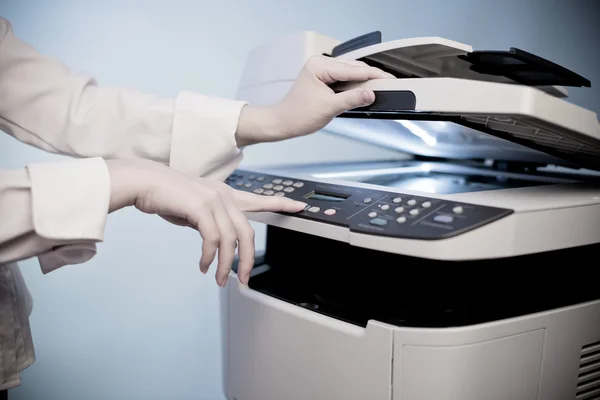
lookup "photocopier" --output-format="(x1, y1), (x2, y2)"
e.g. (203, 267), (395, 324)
(220, 31), (600, 400)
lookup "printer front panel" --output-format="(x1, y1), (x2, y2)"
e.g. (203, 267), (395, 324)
(225, 169), (513, 242)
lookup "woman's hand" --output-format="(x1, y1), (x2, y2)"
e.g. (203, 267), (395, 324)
(106, 159), (306, 287)
(235, 55), (394, 146)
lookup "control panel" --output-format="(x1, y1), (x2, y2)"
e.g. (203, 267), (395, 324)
(225, 170), (513, 240)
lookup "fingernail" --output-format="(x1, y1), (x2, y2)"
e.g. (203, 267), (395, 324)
(295, 201), (308, 210)
(363, 91), (375, 104)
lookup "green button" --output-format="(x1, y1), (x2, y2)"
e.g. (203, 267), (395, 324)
(370, 218), (388, 226)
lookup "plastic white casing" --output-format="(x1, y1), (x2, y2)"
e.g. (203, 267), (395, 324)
(222, 280), (600, 400)
(222, 32), (600, 400)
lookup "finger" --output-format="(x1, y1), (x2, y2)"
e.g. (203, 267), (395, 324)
(195, 209), (220, 275)
(210, 197), (238, 287)
(221, 195), (256, 285)
(330, 88), (376, 115)
(333, 58), (369, 67)
(232, 191), (307, 213)
(320, 62), (395, 83)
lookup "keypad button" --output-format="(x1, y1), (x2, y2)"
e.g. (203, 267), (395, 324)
(396, 216), (407, 224)
(257, 176), (265, 182)
(274, 192), (285, 197)
(263, 183), (274, 189)
(453, 206), (464, 214)
(273, 185), (284, 191)
(235, 180), (244, 186)
(407, 199), (416, 206)
(370, 218), (388, 226)
(394, 207), (404, 213)
(249, 175), (256, 180)
(368, 211), (377, 218)
(283, 180), (293, 186)
(393, 197), (402, 204)
(283, 187), (295, 193)
(364, 197), (373, 203)
(307, 206), (320, 213)
(272, 179), (283, 184)
(380, 205), (390, 211)
(264, 190), (275, 196)
(409, 209), (419, 216)
(422, 201), (431, 208)
(244, 183), (252, 188)
(324, 209), (336, 216)
(253, 188), (264, 194)
(434, 215), (453, 223)
(293, 182), (304, 188)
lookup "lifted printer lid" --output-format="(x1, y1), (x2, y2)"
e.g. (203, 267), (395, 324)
(323, 32), (600, 171)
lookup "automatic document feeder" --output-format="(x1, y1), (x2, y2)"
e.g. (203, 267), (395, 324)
(220, 32), (600, 400)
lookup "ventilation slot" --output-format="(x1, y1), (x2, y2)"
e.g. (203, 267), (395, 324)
(577, 341), (600, 400)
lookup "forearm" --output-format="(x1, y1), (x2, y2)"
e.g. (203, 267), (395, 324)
(0, 17), (247, 180)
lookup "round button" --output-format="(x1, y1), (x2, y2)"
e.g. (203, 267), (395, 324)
(324, 209), (336, 216)
(393, 197), (402, 204)
(235, 180), (244, 186)
(253, 188), (264, 194)
(409, 209), (419, 216)
(273, 185), (284, 191)
(407, 199), (416, 206)
(257, 176), (265, 182)
(283, 180), (293, 186)
(283, 187), (295, 193)
(453, 206), (464, 214)
(274, 192), (285, 197)
(263, 183), (273, 189)
(244, 183), (252, 188)
(272, 179), (282, 184)
(381, 205), (390, 211)
(394, 207), (404, 213)
(364, 197), (373, 203)
(249, 175), (256, 180)
(264, 190), (275, 196)
(307, 206), (320, 213)
(368, 211), (377, 218)
(292, 182), (304, 188)
(396, 217), (407, 224)
(422, 201), (431, 208)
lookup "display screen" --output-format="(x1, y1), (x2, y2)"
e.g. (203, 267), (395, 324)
(305, 191), (349, 202)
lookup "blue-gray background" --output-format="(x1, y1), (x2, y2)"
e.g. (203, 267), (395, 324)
(0, 1), (598, 399)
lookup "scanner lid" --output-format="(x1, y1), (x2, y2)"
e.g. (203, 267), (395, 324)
(325, 32), (599, 171)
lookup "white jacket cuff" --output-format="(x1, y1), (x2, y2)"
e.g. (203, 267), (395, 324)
(26, 157), (110, 273)
(169, 92), (247, 180)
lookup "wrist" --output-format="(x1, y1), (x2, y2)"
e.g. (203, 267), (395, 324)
(235, 105), (283, 147)
(105, 159), (146, 213)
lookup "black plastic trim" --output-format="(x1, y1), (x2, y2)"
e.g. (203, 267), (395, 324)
(459, 47), (591, 88)
(247, 226), (600, 329)
(331, 31), (382, 57)
(348, 90), (417, 112)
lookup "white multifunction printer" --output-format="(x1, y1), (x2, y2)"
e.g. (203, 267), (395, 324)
(220, 31), (600, 400)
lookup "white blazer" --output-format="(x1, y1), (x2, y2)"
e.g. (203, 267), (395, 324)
(0, 16), (247, 391)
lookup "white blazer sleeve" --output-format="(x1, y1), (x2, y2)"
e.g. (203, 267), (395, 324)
(0, 17), (248, 271)
(0, 16), (247, 181)
(0, 158), (110, 273)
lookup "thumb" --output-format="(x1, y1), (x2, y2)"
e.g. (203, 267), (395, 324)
(234, 191), (307, 213)
(330, 89), (375, 115)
